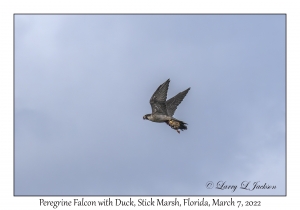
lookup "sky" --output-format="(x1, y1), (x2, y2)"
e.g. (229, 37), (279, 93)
(14, 14), (286, 196)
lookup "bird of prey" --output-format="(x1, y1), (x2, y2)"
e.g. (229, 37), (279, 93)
(143, 79), (190, 134)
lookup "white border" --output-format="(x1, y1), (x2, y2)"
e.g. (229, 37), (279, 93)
(1, 0), (298, 209)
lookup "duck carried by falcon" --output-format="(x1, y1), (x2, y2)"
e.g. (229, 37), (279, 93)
(143, 79), (190, 134)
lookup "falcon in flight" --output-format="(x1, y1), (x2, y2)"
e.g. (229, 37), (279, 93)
(143, 79), (190, 134)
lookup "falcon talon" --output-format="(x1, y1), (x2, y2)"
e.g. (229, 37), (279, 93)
(143, 79), (190, 133)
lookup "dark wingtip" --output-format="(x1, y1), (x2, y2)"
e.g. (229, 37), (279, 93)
(182, 87), (190, 93)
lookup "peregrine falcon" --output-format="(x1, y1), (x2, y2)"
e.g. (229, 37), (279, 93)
(143, 79), (190, 134)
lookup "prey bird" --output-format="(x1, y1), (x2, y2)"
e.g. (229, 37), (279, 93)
(143, 79), (190, 134)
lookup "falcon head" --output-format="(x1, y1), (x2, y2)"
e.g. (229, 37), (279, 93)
(143, 114), (151, 120)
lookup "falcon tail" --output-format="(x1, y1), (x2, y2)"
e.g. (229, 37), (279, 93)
(165, 119), (188, 134)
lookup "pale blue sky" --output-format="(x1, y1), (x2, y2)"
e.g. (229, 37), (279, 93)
(14, 15), (285, 195)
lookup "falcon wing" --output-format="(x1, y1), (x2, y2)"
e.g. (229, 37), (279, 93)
(166, 87), (190, 116)
(150, 79), (170, 115)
